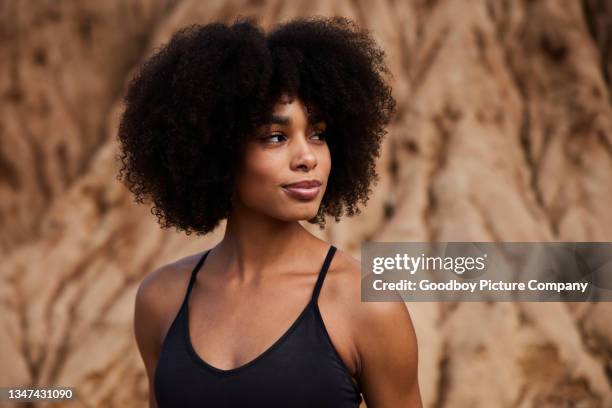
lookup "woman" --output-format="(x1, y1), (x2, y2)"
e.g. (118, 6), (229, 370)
(120, 16), (422, 407)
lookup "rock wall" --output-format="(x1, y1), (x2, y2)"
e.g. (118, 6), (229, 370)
(0, 0), (610, 407)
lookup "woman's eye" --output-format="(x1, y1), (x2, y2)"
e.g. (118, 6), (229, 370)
(265, 133), (286, 143)
(312, 131), (327, 141)
(262, 131), (326, 143)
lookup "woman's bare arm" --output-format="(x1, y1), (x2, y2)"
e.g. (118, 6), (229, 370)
(134, 270), (168, 408)
(355, 299), (422, 407)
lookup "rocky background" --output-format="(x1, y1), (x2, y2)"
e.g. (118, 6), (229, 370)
(1, 0), (611, 407)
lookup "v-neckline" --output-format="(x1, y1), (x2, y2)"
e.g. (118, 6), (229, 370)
(182, 245), (334, 375)
(183, 295), (315, 375)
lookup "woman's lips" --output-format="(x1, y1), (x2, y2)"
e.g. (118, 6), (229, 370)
(281, 185), (321, 200)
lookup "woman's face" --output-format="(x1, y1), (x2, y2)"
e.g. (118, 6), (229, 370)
(234, 94), (331, 222)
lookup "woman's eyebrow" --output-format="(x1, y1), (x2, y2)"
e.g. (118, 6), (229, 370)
(269, 114), (325, 126)
(271, 115), (291, 125)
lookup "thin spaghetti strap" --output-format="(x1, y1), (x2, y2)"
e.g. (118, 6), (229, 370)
(185, 249), (211, 300)
(311, 245), (337, 303)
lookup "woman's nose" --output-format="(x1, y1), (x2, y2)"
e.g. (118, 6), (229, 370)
(290, 134), (317, 170)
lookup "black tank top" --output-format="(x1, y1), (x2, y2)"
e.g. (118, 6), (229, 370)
(154, 245), (363, 407)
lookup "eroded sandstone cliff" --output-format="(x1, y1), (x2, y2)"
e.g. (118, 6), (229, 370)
(1, 1), (610, 407)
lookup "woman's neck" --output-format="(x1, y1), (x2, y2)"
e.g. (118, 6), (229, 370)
(215, 209), (322, 284)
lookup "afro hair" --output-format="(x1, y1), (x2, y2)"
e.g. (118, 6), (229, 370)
(116, 15), (396, 235)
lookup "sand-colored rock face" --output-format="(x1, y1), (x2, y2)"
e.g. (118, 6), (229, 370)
(1, 1), (610, 407)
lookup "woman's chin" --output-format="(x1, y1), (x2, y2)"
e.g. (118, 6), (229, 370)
(278, 208), (319, 222)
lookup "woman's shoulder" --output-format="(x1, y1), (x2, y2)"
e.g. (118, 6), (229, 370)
(142, 251), (206, 288)
(135, 250), (209, 343)
(328, 246), (419, 387)
(328, 246), (417, 344)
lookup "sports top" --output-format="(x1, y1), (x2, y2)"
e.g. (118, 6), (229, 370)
(154, 244), (363, 407)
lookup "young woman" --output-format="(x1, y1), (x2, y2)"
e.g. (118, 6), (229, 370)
(120, 16), (422, 407)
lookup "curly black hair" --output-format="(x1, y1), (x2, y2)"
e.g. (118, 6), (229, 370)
(116, 15), (396, 235)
